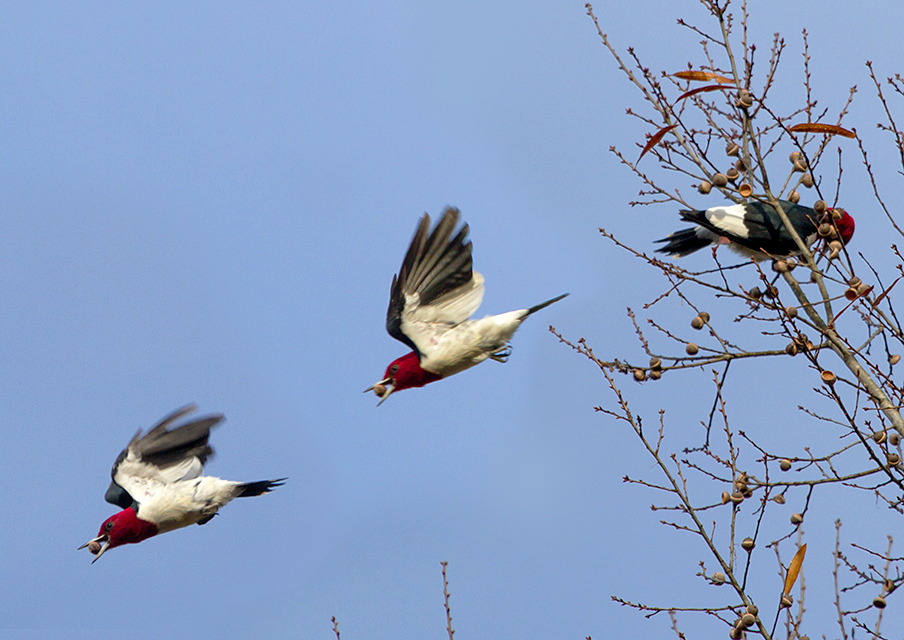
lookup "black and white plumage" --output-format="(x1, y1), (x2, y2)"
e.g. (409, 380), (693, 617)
(81, 405), (285, 562)
(367, 207), (568, 404)
(655, 200), (855, 260)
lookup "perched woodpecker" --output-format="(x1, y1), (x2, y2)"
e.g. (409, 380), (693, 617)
(655, 200), (855, 260)
(80, 405), (285, 562)
(366, 207), (568, 404)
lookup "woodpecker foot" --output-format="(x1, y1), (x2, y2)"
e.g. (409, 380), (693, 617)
(490, 346), (512, 363)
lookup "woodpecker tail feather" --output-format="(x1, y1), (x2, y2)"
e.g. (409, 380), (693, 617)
(526, 293), (569, 316)
(236, 478), (287, 497)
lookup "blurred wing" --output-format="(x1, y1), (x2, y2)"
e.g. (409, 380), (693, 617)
(105, 404), (222, 508)
(386, 208), (484, 357)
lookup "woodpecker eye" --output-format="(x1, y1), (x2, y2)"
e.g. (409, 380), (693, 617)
(390, 364), (399, 374)
(105, 521), (114, 531)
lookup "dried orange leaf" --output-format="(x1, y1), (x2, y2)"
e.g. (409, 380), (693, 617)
(675, 84), (731, 103)
(872, 277), (900, 306)
(789, 123), (855, 139)
(673, 70), (732, 84)
(638, 125), (677, 162)
(784, 543), (807, 595)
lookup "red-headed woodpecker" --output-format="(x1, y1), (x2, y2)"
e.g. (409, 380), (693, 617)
(655, 200), (855, 260)
(366, 207), (568, 404)
(80, 405), (285, 562)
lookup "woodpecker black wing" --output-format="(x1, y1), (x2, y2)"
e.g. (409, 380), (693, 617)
(385, 208), (485, 357)
(104, 404), (222, 509)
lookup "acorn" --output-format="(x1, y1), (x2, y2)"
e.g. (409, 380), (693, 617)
(828, 240), (843, 259)
(818, 222), (833, 237)
(88, 540), (102, 554)
(789, 190), (801, 203)
(699, 311), (710, 322)
(746, 604), (758, 616)
(372, 383), (386, 397)
(780, 595), (793, 608)
(889, 354), (901, 366)
(712, 172), (729, 187)
(780, 459), (792, 471)
(738, 183), (752, 197)
(832, 208), (844, 221)
(873, 430), (887, 445)
(873, 596), (887, 609)
(785, 306), (798, 318)
(735, 158), (748, 172)
(686, 343), (699, 355)
(801, 172), (814, 188)
(789, 151), (803, 164)
(821, 370), (836, 385)
(634, 368), (647, 381)
(740, 613), (756, 628)
(748, 286), (762, 299)
(691, 316), (705, 330)
(721, 491), (731, 504)
(791, 513), (803, 525)
(729, 627), (742, 639)
(764, 285), (779, 299)
(726, 142), (740, 156)
(813, 199), (827, 214)
(737, 90), (753, 108)
(888, 452), (901, 465)
(712, 571), (726, 585)
(649, 369), (662, 380)
(741, 537), (755, 552)
(856, 282), (870, 297)
(848, 276), (862, 287)
(844, 287), (859, 301)
(726, 167), (740, 181)
(785, 342), (798, 356)
(730, 491), (744, 504)
(888, 431), (900, 446)
(793, 160), (808, 173)
(649, 357), (662, 369)
(774, 494), (786, 504)
(774, 259), (789, 273)
(698, 180), (713, 194)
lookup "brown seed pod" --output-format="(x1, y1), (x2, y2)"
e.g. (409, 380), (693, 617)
(88, 540), (102, 554)
(633, 368), (646, 381)
(774, 260), (789, 273)
(828, 240), (843, 259)
(831, 208), (844, 221)
(741, 537), (755, 552)
(686, 343), (699, 355)
(747, 286), (762, 300)
(649, 369), (662, 380)
(649, 357), (662, 369)
(372, 383), (386, 397)
(789, 190), (801, 203)
(888, 452), (901, 465)
(780, 594), (793, 608)
(888, 353), (900, 365)
(764, 285), (779, 299)
(873, 596), (887, 609)
(813, 199), (827, 214)
(712, 172), (728, 187)
(785, 306), (798, 318)
(737, 90), (753, 108)
(726, 142), (740, 156)
(729, 627), (742, 640)
(691, 316), (705, 330)
(818, 222), (833, 237)
(873, 430), (887, 445)
(821, 370), (837, 385)
(699, 311), (710, 323)
(698, 180), (713, 195)
(888, 431), (900, 446)
(740, 613), (756, 627)
(780, 459), (792, 471)
(801, 172), (814, 187)
(730, 491), (744, 504)
(774, 494), (786, 505)
(784, 342), (798, 356)
(726, 167), (740, 181)
(792, 160), (808, 173)
(735, 158), (747, 172)
(848, 276), (862, 287)
(844, 287), (859, 301)
(721, 491), (731, 505)
(738, 183), (752, 197)
(856, 282), (871, 297)
(742, 487), (753, 498)
(746, 604), (758, 616)
(712, 571), (726, 584)
(791, 513), (803, 525)
(789, 151), (803, 164)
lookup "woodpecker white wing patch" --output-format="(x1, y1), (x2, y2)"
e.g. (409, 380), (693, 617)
(704, 204), (750, 239)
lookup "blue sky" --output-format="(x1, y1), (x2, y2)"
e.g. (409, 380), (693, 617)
(2, 1), (903, 638)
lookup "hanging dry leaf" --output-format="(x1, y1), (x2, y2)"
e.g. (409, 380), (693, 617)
(675, 84), (731, 103)
(789, 123), (856, 139)
(638, 125), (677, 162)
(783, 543), (807, 595)
(673, 70), (732, 83)
(871, 276), (900, 306)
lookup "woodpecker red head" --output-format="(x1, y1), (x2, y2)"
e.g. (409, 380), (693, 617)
(366, 207), (568, 404)
(655, 200), (854, 260)
(80, 405), (285, 562)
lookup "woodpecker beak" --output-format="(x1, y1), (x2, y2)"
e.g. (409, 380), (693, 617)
(364, 378), (395, 406)
(79, 535), (111, 563)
